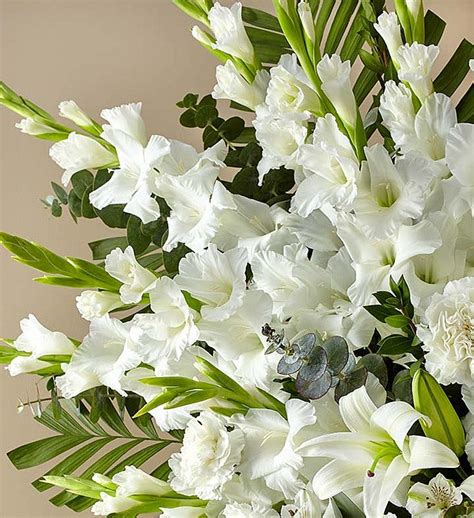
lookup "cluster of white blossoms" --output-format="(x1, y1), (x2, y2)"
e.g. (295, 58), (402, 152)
(3, 0), (474, 517)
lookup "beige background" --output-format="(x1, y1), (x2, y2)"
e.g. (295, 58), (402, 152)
(0, 1), (472, 516)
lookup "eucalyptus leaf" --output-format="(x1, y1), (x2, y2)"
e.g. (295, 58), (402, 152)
(335, 367), (368, 401)
(296, 370), (332, 400)
(323, 336), (349, 375)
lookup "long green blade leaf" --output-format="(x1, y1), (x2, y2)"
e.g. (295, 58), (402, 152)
(325, 0), (359, 55)
(434, 39), (473, 97)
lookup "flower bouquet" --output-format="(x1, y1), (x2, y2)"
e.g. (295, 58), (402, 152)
(1, 0), (473, 516)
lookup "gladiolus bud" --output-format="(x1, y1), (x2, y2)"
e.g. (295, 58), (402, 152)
(412, 369), (465, 456)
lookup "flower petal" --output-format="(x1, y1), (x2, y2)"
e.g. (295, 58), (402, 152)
(339, 386), (378, 433)
(407, 436), (459, 473)
(312, 459), (366, 500)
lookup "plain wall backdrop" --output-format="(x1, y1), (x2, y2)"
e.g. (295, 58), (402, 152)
(0, 1), (472, 516)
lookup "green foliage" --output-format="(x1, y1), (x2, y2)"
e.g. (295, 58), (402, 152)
(0, 232), (121, 291)
(434, 39), (474, 97)
(7, 399), (174, 513)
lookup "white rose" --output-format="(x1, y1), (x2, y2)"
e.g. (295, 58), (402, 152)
(104, 246), (156, 304)
(49, 132), (115, 186)
(76, 290), (123, 321)
(420, 277), (474, 386)
(8, 314), (75, 376)
(169, 411), (244, 500)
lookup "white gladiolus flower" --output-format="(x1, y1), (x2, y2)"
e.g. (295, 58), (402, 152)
(442, 123), (474, 218)
(198, 289), (278, 390)
(49, 132), (116, 186)
(265, 54), (321, 115)
(169, 411), (245, 500)
(191, 25), (214, 47)
(254, 104), (309, 182)
(58, 100), (94, 128)
(16, 118), (59, 136)
(75, 291), (123, 321)
(91, 494), (138, 516)
(299, 386), (459, 518)
(317, 55), (357, 128)
(406, 473), (462, 517)
(56, 315), (140, 398)
(8, 315), (75, 376)
(221, 502), (279, 517)
(156, 166), (223, 253)
(161, 508), (207, 518)
(232, 399), (316, 498)
(104, 246), (156, 304)
(293, 114), (359, 217)
(212, 183), (296, 259)
(89, 103), (170, 223)
(213, 61), (270, 110)
(127, 276), (199, 362)
(208, 2), (254, 64)
(353, 145), (426, 237)
(337, 215), (442, 305)
(374, 12), (403, 65)
(419, 277), (474, 386)
(397, 43), (439, 102)
(175, 245), (248, 321)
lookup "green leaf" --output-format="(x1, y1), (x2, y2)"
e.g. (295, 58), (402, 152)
(434, 39), (473, 97)
(34, 276), (96, 288)
(323, 336), (349, 375)
(68, 190), (83, 218)
(378, 334), (414, 356)
(315, 0), (336, 46)
(457, 84), (474, 123)
(219, 116), (245, 141)
(127, 215), (151, 255)
(81, 186), (96, 219)
(364, 304), (400, 322)
(8, 435), (90, 470)
(242, 6), (282, 32)
(194, 105), (218, 128)
(51, 182), (68, 204)
(392, 370), (413, 404)
(325, 0), (359, 54)
(340, 7), (365, 63)
(358, 354), (388, 387)
(424, 10), (446, 46)
(162, 241), (190, 276)
(179, 108), (196, 128)
(71, 170), (94, 198)
(95, 204), (130, 228)
(51, 199), (62, 217)
(246, 27), (290, 63)
(384, 314), (411, 328)
(333, 493), (365, 518)
(354, 67), (378, 106)
(88, 237), (129, 260)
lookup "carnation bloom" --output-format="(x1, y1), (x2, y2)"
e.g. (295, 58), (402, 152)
(8, 315), (75, 376)
(221, 502), (279, 517)
(299, 386), (459, 518)
(169, 411), (244, 500)
(420, 276), (474, 386)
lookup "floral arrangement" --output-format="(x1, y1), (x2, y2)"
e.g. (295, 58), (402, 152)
(1, 0), (473, 516)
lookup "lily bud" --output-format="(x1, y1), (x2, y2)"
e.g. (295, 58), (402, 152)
(412, 368), (465, 456)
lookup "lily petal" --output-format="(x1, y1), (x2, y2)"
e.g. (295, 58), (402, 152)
(339, 386), (378, 433)
(407, 436), (459, 473)
(312, 459), (366, 500)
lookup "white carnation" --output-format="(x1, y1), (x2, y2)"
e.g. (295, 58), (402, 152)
(169, 411), (244, 500)
(420, 277), (474, 386)
(220, 502), (279, 517)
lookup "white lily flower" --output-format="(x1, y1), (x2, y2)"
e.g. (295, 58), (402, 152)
(49, 132), (116, 186)
(337, 215), (442, 305)
(397, 43), (439, 102)
(56, 315), (140, 398)
(89, 103), (170, 223)
(75, 290), (123, 321)
(299, 386), (459, 518)
(317, 55), (357, 128)
(232, 399), (316, 498)
(442, 122), (474, 218)
(254, 104), (309, 183)
(8, 315), (75, 376)
(175, 244), (248, 321)
(128, 276), (199, 363)
(208, 2), (254, 64)
(212, 182), (296, 259)
(419, 276), (474, 386)
(266, 54), (321, 115)
(280, 484), (322, 518)
(293, 114), (359, 217)
(58, 100), (94, 129)
(16, 118), (60, 136)
(104, 246), (156, 304)
(169, 411), (245, 500)
(198, 289), (278, 390)
(213, 61), (269, 110)
(353, 145), (426, 237)
(374, 12), (403, 65)
(406, 473), (462, 517)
